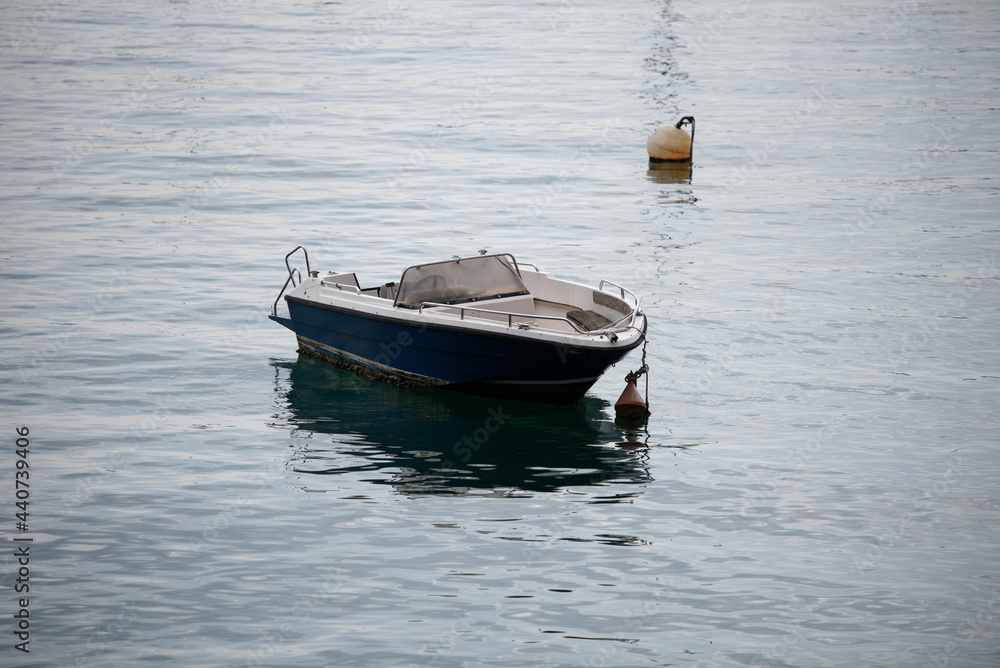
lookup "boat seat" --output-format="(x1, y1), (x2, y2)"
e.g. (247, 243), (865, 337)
(566, 309), (613, 331)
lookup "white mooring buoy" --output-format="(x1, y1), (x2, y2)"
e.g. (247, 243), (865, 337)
(647, 116), (695, 162)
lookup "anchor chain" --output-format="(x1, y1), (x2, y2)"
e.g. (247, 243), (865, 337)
(625, 337), (649, 384)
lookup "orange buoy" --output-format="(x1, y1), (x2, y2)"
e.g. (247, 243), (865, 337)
(614, 370), (650, 421)
(647, 116), (695, 163)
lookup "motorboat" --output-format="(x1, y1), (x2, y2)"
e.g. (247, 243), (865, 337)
(269, 247), (646, 403)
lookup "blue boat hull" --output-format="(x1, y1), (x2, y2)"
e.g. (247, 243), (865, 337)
(271, 296), (644, 403)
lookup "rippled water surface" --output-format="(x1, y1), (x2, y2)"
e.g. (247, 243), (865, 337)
(2, 0), (999, 666)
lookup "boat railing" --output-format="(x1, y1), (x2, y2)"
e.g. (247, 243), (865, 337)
(418, 301), (594, 334)
(417, 279), (642, 336)
(285, 245), (311, 280)
(597, 280), (642, 327)
(272, 270), (300, 316)
(598, 280), (638, 305)
(271, 246), (311, 316)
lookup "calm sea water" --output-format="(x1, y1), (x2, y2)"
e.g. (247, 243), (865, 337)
(2, 0), (999, 666)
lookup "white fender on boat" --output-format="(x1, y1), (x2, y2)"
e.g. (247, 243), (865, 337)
(647, 116), (695, 162)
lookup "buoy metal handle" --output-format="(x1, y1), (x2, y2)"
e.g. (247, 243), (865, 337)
(675, 116), (695, 162)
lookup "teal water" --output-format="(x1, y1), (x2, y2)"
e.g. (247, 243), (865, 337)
(2, 0), (999, 666)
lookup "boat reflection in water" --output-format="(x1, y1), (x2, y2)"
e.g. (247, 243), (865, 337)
(273, 355), (653, 498)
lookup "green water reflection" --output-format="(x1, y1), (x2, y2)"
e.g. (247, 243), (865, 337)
(272, 355), (653, 498)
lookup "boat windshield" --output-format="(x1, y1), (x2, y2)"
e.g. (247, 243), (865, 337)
(394, 254), (529, 309)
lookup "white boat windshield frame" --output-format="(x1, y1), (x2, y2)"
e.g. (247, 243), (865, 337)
(393, 253), (530, 309)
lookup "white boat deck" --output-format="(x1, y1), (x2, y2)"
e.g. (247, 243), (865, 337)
(307, 273), (630, 337)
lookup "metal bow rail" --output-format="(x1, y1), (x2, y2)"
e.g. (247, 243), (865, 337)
(271, 246), (311, 316)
